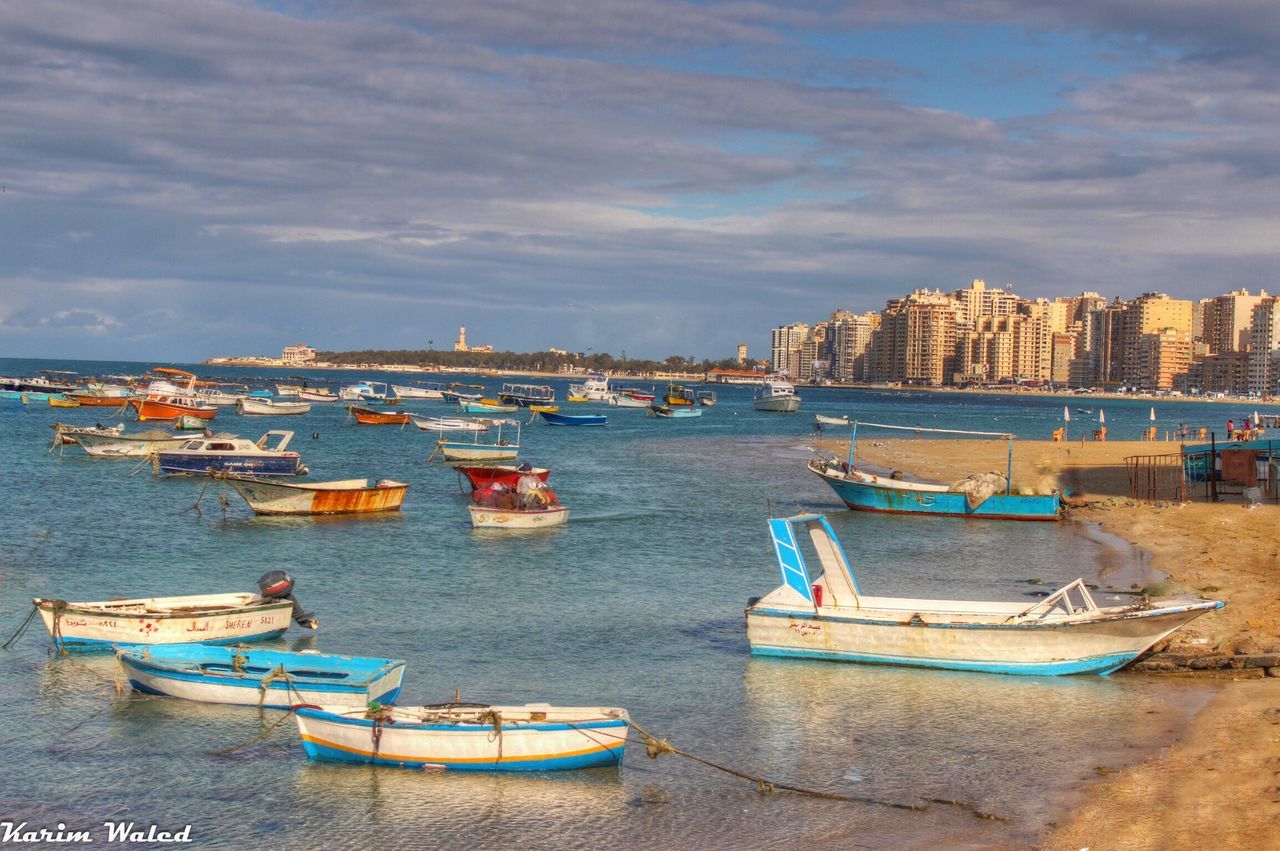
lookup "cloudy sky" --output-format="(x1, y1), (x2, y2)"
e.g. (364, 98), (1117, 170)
(1, 1), (1276, 361)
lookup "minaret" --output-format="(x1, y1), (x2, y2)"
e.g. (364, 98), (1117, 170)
(736, 343), (748, 364)
(454, 326), (468, 352)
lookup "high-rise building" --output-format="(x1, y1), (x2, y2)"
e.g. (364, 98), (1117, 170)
(872, 291), (958, 385)
(770, 323), (809, 376)
(1119, 294), (1193, 388)
(1248, 298), (1280, 395)
(829, 310), (879, 383)
(1202, 289), (1269, 354)
(1137, 327), (1192, 391)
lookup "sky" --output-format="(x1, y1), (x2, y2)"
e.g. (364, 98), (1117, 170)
(0, 0), (1276, 362)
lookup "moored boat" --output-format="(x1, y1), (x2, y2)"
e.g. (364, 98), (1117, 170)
(32, 572), (315, 652)
(434, 419), (521, 462)
(539, 410), (607, 427)
(455, 464), (550, 491)
(131, 368), (219, 422)
(71, 426), (192, 457)
(294, 703), (628, 771)
(348, 405), (412, 426)
(339, 381), (391, 402)
(809, 421), (1061, 521)
(606, 393), (648, 408)
(814, 414), (850, 427)
(238, 397), (312, 416)
(695, 390), (717, 407)
(48, 394), (80, 408)
(391, 383), (446, 400)
(744, 514), (1224, 676)
(752, 380), (801, 412)
(157, 431), (306, 476)
(175, 414), (207, 430)
(459, 398), (518, 414)
(663, 384), (696, 406)
(224, 475), (409, 515)
(411, 415), (490, 432)
(298, 387), (340, 402)
(50, 422), (124, 446)
(567, 373), (611, 402)
(440, 383), (485, 403)
(649, 404), (702, 419)
(118, 646), (405, 709)
(498, 383), (555, 408)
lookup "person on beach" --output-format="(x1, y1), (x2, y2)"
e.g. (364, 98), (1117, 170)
(1227, 419), (1234, 439)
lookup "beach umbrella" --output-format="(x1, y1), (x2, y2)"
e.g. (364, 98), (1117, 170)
(1254, 410), (1261, 426)
(1099, 409), (1105, 424)
(1150, 407), (1156, 422)
(1063, 406), (1070, 422)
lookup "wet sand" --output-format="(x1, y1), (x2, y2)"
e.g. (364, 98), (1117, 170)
(811, 435), (1280, 848)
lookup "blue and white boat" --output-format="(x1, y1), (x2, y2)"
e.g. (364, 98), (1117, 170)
(117, 646), (405, 709)
(156, 431), (307, 476)
(745, 514), (1223, 676)
(539, 411), (606, 427)
(295, 702), (629, 771)
(809, 421), (1061, 520)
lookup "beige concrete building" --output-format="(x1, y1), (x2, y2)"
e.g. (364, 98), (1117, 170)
(1202, 289), (1269, 354)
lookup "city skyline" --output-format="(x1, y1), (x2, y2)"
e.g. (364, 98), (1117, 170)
(1, 2), (1275, 362)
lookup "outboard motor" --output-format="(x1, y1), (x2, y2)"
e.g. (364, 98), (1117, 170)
(258, 570), (317, 629)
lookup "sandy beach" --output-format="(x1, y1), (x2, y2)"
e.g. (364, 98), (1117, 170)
(812, 434), (1280, 847)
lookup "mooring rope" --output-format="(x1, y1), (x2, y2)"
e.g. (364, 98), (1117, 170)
(1, 604), (39, 650)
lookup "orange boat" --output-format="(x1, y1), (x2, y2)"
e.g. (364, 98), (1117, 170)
(130, 367), (218, 422)
(348, 404), (412, 425)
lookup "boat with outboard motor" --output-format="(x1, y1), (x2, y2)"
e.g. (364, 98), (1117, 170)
(130, 368), (219, 422)
(744, 514), (1224, 675)
(156, 430), (306, 476)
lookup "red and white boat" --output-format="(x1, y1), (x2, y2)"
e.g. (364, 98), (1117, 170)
(130, 368), (218, 422)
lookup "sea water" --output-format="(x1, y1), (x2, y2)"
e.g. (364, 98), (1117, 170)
(0, 358), (1238, 848)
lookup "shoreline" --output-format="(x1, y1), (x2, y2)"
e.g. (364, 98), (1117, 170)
(812, 434), (1279, 847)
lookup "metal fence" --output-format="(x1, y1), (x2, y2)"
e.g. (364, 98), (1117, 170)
(1124, 453), (1188, 502)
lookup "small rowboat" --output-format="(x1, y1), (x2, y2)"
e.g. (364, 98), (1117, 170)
(69, 389), (135, 407)
(33, 587), (311, 652)
(607, 393), (647, 408)
(434, 419), (521, 462)
(174, 414), (207, 430)
(746, 514), (1224, 675)
(815, 414), (850, 427)
(48, 394), (80, 408)
(71, 427), (190, 457)
(298, 388), (340, 402)
(50, 422), (124, 446)
(412, 415), (489, 432)
(224, 475), (409, 515)
(390, 384), (445, 400)
(649, 405), (702, 419)
(348, 405), (412, 426)
(295, 703), (629, 771)
(118, 646), (405, 709)
(528, 404), (559, 414)
(539, 411), (606, 427)
(238, 398), (312, 416)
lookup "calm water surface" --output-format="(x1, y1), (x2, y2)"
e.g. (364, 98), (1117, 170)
(0, 359), (1249, 848)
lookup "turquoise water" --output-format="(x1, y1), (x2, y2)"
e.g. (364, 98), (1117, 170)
(0, 358), (1246, 847)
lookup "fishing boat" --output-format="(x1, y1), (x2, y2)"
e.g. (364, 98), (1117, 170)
(615, 387), (655, 403)
(118, 646), (405, 709)
(298, 387), (340, 402)
(606, 393), (648, 408)
(348, 405), (412, 426)
(498, 383), (555, 408)
(48, 394), (80, 408)
(809, 421), (1061, 521)
(752, 380), (801, 413)
(433, 419), (521, 462)
(130, 368), (219, 422)
(224, 475), (409, 515)
(195, 382), (253, 407)
(539, 411), (607, 427)
(744, 514), (1224, 676)
(1, 371), (80, 395)
(237, 397), (312, 416)
(391, 382), (446, 400)
(32, 572), (315, 652)
(649, 404), (702, 419)
(459, 398), (518, 414)
(68, 386), (135, 407)
(815, 414), (850, 427)
(71, 426), (192, 457)
(339, 381), (391, 402)
(275, 383), (304, 397)
(156, 431), (306, 477)
(528, 404), (559, 413)
(455, 464), (550, 491)
(440, 383), (485, 403)
(50, 422), (124, 447)
(663, 384), (696, 406)
(294, 702), (629, 771)
(695, 390), (717, 407)
(469, 503), (568, 529)
(411, 415), (490, 432)
(567, 373), (611, 402)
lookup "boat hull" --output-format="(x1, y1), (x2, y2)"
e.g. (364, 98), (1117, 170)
(349, 406), (411, 425)
(813, 468), (1061, 520)
(226, 477), (408, 515)
(238, 399), (311, 415)
(438, 443), (519, 462)
(74, 431), (190, 457)
(69, 394), (134, 407)
(753, 396), (801, 412)
(468, 505), (568, 528)
(539, 412), (606, 426)
(119, 649), (404, 709)
(157, 453), (304, 477)
(745, 603), (1218, 676)
(35, 596), (294, 652)
(295, 706), (627, 771)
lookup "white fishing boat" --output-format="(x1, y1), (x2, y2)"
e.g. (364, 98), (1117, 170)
(275, 383), (304, 396)
(223, 475), (409, 515)
(606, 393), (648, 408)
(814, 414), (850, 427)
(339, 381), (391, 402)
(468, 504), (569, 529)
(411, 415), (490, 432)
(71, 427), (192, 457)
(434, 419), (521, 462)
(567, 373), (611, 402)
(745, 514), (1224, 676)
(237, 397), (312, 416)
(117, 646), (405, 709)
(32, 572), (316, 652)
(753, 379), (801, 412)
(298, 387), (339, 402)
(391, 383), (446, 400)
(50, 421), (124, 446)
(295, 703), (629, 771)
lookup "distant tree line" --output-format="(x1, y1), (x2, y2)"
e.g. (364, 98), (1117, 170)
(315, 348), (746, 374)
